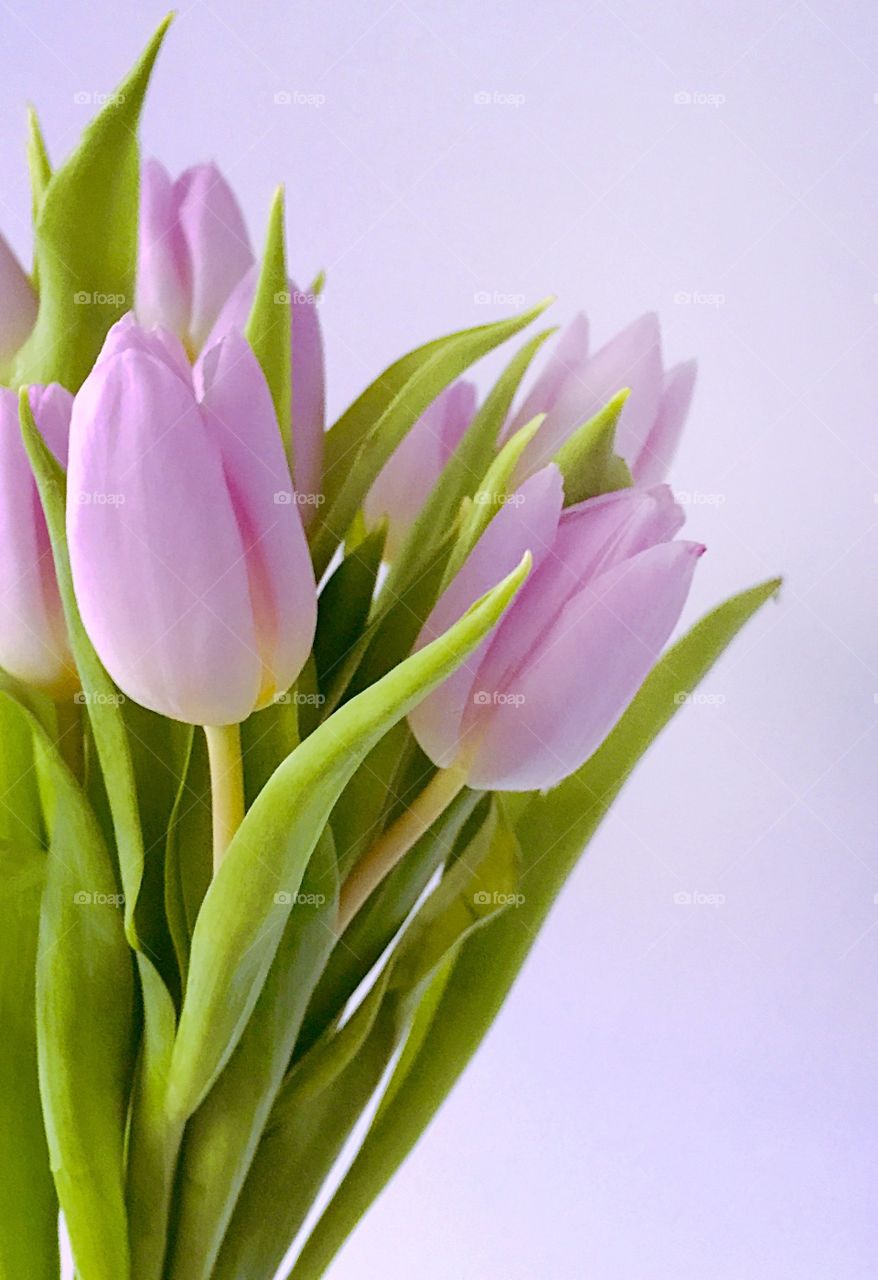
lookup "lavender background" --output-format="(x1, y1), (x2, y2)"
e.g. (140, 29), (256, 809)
(2, 1), (876, 1276)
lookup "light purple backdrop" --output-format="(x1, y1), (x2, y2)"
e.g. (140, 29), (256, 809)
(2, 1), (875, 1276)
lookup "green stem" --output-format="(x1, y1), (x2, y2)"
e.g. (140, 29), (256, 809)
(337, 763), (468, 932)
(204, 723), (245, 874)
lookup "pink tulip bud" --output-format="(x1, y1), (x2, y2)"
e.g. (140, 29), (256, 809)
(408, 465), (703, 790)
(136, 159), (254, 355)
(0, 231), (38, 366)
(67, 316), (317, 726)
(507, 313), (696, 486)
(204, 266), (326, 520)
(363, 380), (477, 560)
(0, 384), (76, 695)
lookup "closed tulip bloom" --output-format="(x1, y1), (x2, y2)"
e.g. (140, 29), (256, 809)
(136, 159), (254, 355)
(0, 384), (76, 694)
(0, 231), (38, 367)
(507, 313), (696, 487)
(67, 316), (317, 726)
(205, 267), (327, 515)
(408, 465), (703, 791)
(363, 380), (477, 559)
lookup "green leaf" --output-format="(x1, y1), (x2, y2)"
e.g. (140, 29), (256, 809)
(1, 694), (135, 1280)
(26, 105), (52, 261)
(0, 696), (56, 1280)
(442, 412), (545, 587)
(245, 187), (292, 461)
(313, 521), (386, 705)
(309, 299), (553, 578)
(215, 800), (516, 1280)
(286, 578), (782, 1279)
(12, 16), (172, 389)
(166, 550), (532, 1122)
(379, 327), (556, 607)
(164, 727), (211, 987)
(551, 388), (633, 504)
(167, 829), (339, 1280)
(297, 788), (483, 1057)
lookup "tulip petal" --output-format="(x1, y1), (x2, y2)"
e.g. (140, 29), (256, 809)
(469, 486), (685, 710)
(468, 540), (704, 790)
(364, 381), (477, 559)
(633, 359), (697, 485)
(198, 331), (317, 702)
(136, 159), (192, 340)
(582, 312), (664, 469)
(68, 346), (261, 725)
(0, 232), (37, 365)
(408, 464), (564, 769)
(507, 312), (590, 439)
(176, 163), (253, 351)
(0, 387), (74, 691)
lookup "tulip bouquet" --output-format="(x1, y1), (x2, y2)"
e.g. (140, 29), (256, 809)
(0, 17), (780, 1280)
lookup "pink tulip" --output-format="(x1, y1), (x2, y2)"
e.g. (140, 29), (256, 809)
(0, 231), (38, 366)
(66, 316), (317, 726)
(363, 380), (477, 559)
(408, 465), (703, 790)
(507, 313), (696, 487)
(136, 159), (254, 355)
(205, 267), (327, 516)
(0, 384), (76, 694)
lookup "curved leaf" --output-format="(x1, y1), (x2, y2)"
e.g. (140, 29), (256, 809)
(287, 577), (782, 1279)
(167, 552), (531, 1122)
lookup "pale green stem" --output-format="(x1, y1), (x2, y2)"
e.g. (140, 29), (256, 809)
(204, 723), (245, 874)
(337, 763), (469, 933)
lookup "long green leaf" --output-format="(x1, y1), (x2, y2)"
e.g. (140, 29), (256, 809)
(309, 300), (552, 577)
(0, 699), (56, 1280)
(288, 577), (782, 1279)
(215, 799), (518, 1280)
(13, 16), (172, 389)
(167, 829), (338, 1280)
(1, 694), (135, 1280)
(245, 186), (293, 462)
(167, 552), (531, 1122)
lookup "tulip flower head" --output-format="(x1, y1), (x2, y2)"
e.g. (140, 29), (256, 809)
(408, 465), (703, 791)
(67, 316), (317, 726)
(0, 384), (76, 695)
(363, 380), (477, 559)
(507, 312), (696, 488)
(0, 231), (38, 369)
(136, 159), (254, 356)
